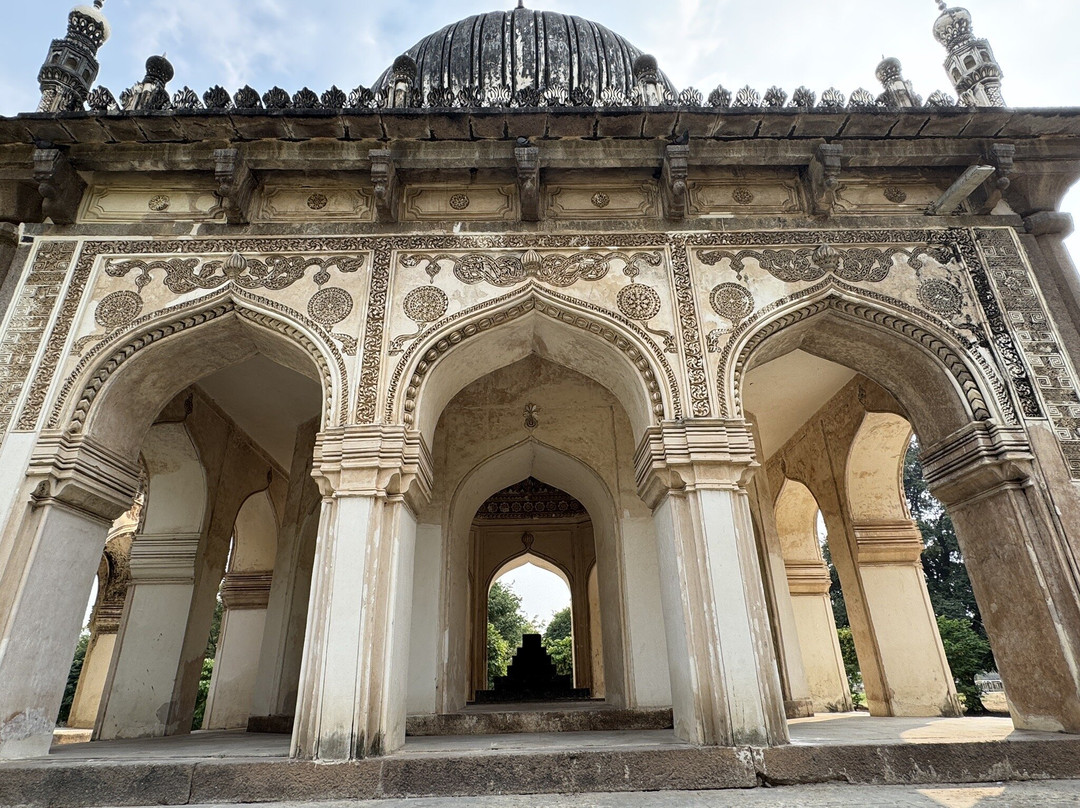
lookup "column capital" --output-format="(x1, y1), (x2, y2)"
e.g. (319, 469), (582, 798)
(312, 424), (432, 510)
(634, 419), (758, 508)
(784, 560), (833, 595)
(220, 571), (273, 610)
(920, 422), (1034, 508)
(852, 519), (924, 565)
(28, 430), (141, 522)
(128, 534), (200, 584)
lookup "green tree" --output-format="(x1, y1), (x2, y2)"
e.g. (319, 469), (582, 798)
(542, 607), (574, 676)
(544, 606), (572, 644)
(56, 632), (90, 726)
(904, 440), (983, 631)
(191, 595), (223, 729)
(487, 620), (511, 687)
(836, 627), (864, 707)
(487, 580), (532, 651)
(937, 615), (993, 713)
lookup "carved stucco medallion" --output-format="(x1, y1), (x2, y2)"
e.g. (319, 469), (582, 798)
(307, 193), (329, 211)
(403, 285), (449, 323)
(884, 186), (908, 204)
(710, 282), (755, 323)
(617, 283), (662, 321)
(732, 187), (755, 206)
(449, 193), (471, 211)
(307, 287), (353, 326)
(591, 192), (610, 209)
(147, 195), (171, 212)
(95, 290), (144, 330)
(917, 278), (963, 317)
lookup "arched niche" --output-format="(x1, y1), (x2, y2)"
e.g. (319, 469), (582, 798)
(231, 489), (279, 573)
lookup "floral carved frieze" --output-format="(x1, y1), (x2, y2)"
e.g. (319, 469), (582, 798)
(696, 241), (976, 354)
(399, 249), (661, 288)
(390, 248), (677, 356)
(80, 252), (368, 356)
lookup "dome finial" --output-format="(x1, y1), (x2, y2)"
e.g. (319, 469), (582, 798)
(516, 0), (524, 8)
(936, 0), (947, 10)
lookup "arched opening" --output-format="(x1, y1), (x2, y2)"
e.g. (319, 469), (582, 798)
(470, 479), (594, 702)
(39, 302), (328, 747)
(406, 313), (672, 723)
(739, 295), (1080, 735)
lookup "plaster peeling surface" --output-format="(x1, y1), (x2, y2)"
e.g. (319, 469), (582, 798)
(0, 709), (52, 742)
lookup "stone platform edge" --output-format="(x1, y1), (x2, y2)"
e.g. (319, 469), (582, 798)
(3, 738), (1080, 807)
(405, 707), (674, 736)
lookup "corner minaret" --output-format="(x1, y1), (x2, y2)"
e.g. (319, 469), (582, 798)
(36, 1), (111, 113)
(933, 1), (1005, 107)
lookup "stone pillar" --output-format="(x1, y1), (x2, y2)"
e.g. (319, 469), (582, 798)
(924, 423), (1080, 733)
(784, 560), (851, 713)
(67, 522), (136, 729)
(292, 425), (432, 761)
(0, 432), (139, 760)
(248, 419), (320, 733)
(635, 420), (788, 747)
(850, 519), (959, 716)
(202, 572), (273, 730)
(746, 464), (815, 719)
(95, 535), (200, 740)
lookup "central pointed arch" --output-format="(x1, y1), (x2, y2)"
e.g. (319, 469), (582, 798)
(388, 284), (681, 444)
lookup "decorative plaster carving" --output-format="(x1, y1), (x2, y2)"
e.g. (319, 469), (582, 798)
(370, 150), (400, 223)
(0, 242), (76, 435)
(474, 477), (586, 520)
(808, 144), (843, 216)
(399, 249), (662, 289)
(661, 144), (689, 221)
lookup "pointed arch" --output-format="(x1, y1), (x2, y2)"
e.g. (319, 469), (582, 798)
(387, 284), (681, 443)
(724, 288), (1016, 446)
(48, 288), (345, 462)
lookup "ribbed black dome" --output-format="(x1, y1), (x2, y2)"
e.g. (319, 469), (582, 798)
(374, 7), (676, 104)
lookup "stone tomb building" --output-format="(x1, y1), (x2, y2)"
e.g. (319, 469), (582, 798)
(0, 0), (1080, 764)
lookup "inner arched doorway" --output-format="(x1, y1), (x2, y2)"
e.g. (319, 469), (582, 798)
(469, 477), (600, 700)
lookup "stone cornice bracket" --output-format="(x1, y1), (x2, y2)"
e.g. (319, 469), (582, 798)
(33, 148), (85, 225)
(312, 424), (433, 512)
(919, 421), (1033, 508)
(970, 143), (1016, 214)
(27, 430), (142, 522)
(784, 560), (832, 595)
(661, 143), (689, 221)
(515, 142), (541, 222)
(370, 149), (400, 224)
(214, 148), (259, 225)
(1025, 211), (1074, 238)
(634, 419), (759, 508)
(807, 143), (843, 216)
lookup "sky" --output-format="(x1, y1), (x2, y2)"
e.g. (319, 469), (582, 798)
(4, 1), (1080, 627)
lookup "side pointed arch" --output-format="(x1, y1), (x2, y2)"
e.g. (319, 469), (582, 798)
(48, 288), (346, 462)
(723, 286), (1016, 446)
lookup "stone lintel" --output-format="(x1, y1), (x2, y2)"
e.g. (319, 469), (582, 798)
(919, 422), (1034, 508)
(313, 424), (433, 510)
(634, 419), (758, 508)
(784, 560), (833, 595)
(852, 519), (924, 565)
(220, 571), (273, 610)
(27, 431), (141, 522)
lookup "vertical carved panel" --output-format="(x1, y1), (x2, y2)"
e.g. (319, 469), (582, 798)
(669, 239), (711, 418)
(356, 241), (391, 423)
(974, 227), (1080, 478)
(0, 242), (76, 435)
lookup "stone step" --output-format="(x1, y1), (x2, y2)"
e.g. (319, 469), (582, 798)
(406, 707), (674, 736)
(4, 735), (1080, 807)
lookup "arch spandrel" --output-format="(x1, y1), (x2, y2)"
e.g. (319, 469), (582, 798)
(388, 284), (680, 445)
